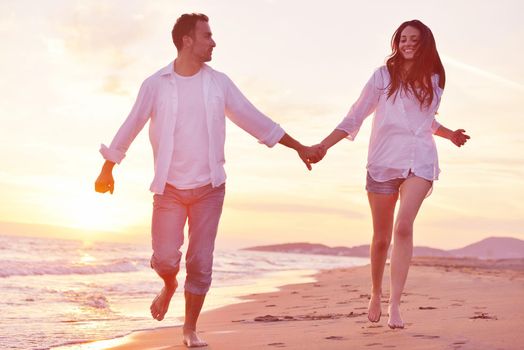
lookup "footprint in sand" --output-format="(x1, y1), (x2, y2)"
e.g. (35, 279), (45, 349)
(367, 325), (383, 328)
(268, 342), (286, 347)
(413, 334), (440, 339)
(254, 315), (281, 322)
(451, 341), (468, 349)
(470, 312), (497, 320)
(325, 336), (345, 340)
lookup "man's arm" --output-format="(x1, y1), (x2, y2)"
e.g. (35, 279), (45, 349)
(100, 78), (154, 162)
(95, 78), (154, 195)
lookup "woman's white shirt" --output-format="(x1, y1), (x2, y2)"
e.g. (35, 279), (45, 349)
(336, 66), (443, 182)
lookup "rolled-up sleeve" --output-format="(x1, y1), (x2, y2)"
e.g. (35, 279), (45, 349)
(431, 118), (441, 134)
(336, 69), (382, 140)
(100, 78), (154, 163)
(223, 75), (285, 147)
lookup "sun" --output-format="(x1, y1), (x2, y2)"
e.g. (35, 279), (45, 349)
(64, 191), (125, 233)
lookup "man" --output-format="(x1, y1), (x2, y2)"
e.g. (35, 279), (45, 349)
(95, 13), (319, 348)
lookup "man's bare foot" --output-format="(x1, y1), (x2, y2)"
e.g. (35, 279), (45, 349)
(387, 303), (404, 329)
(183, 329), (208, 348)
(150, 286), (176, 321)
(368, 293), (382, 322)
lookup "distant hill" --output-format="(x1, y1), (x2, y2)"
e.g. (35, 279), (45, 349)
(448, 237), (524, 259)
(243, 242), (370, 257)
(243, 237), (524, 260)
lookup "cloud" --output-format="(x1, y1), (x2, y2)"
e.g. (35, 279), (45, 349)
(442, 54), (524, 92)
(55, 3), (149, 63)
(235, 76), (343, 123)
(426, 216), (524, 237)
(49, 2), (158, 95)
(441, 156), (524, 181)
(101, 74), (130, 95)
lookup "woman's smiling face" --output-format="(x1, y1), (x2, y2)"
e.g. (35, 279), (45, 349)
(399, 25), (421, 61)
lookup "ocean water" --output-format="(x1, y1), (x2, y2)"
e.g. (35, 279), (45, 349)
(0, 235), (368, 350)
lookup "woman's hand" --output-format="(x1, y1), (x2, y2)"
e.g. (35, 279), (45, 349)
(449, 129), (470, 147)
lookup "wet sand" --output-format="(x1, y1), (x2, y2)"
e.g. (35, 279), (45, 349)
(59, 257), (524, 350)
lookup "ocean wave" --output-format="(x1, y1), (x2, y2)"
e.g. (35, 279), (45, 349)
(0, 258), (150, 278)
(62, 290), (111, 310)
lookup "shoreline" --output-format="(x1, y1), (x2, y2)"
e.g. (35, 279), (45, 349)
(50, 268), (324, 350)
(54, 256), (524, 349)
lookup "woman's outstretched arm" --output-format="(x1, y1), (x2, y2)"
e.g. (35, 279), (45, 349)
(304, 129), (349, 164)
(321, 129), (350, 150)
(434, 125), (470, 147)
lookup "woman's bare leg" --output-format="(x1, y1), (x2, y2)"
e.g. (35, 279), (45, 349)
(367, 192), (398, 322)
(388, 176), (432, 328)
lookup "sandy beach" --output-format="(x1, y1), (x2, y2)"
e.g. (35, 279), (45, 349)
(60, 257), (524, 350)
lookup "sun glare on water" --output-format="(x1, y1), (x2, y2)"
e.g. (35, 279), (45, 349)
(79, 253), (97, 265)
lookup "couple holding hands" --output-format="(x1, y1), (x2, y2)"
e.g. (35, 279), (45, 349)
(95, 13), (469, 348)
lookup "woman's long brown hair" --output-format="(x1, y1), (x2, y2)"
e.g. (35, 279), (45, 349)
(386, 20), (445, 109)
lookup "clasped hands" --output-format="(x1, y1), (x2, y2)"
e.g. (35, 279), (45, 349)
(297, 143), (327, 170)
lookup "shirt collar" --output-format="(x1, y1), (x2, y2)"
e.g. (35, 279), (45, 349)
(159, 60), (211, 77)
(159, 61), (175, 77)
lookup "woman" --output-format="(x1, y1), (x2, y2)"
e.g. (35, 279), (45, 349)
(314, 20), (470, 329)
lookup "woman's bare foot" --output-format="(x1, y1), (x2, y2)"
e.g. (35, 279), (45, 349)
(387, 303), (404, 329)
(150, 286), (176, 321)
(183, 329), (208, 348)
(368, 293), (382, 322)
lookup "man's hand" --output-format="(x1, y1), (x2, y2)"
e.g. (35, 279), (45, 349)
(95, 161), (115, 194)
(450, 129), (470, 147)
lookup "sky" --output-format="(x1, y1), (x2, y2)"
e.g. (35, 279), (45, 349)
(0, 0), (523, 250)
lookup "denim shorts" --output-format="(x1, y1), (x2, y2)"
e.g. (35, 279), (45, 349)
(365, 172), (414, 195)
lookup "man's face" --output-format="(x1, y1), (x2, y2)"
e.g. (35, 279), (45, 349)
(187, 20), (216, 62)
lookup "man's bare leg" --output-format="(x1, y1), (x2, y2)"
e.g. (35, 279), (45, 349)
(150, 270), (178, 321)
(182, 291), (207, 347)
